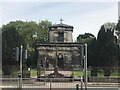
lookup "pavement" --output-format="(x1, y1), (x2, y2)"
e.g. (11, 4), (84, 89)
(1, 71), (119, 90)
(1, 87), (119, 89)
(1, 81), (119, 88)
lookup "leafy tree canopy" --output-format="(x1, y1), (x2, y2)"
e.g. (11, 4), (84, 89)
(2, 20), (52, 74)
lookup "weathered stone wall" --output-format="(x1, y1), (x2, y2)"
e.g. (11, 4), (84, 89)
(49, 29), (73, 43)
(64, 31), (73, 42)
(37, 47), (81, 69)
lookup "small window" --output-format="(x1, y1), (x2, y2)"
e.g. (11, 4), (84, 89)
(58, 32), (64, 42)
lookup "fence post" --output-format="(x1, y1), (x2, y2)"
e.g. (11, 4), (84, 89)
(84, 43), (87, 90)
(80, 77), (83, 90)
(20, 45), (23, 89)
(18, 73), (21, 89)
(50, 78), (52, 90)
(76, 84), (79, 90)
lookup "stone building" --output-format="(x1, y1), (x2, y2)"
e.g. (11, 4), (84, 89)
(36, 20), (81, 70)
(49, 21), (73, 43)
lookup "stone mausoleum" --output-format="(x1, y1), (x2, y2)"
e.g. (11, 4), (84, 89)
(36, 19), (82, 71)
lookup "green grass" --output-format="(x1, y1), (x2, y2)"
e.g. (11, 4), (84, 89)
(110, 72), (120, 77)
(97, 71), (104, 77)
(30, 69), (120, 78)
(97, 70), (119, 77)
(30, 69), (44, 77)
(73, 71), (83, 77)
(73, 71), (120, 77)
(30, 70), (84, 77)
(30, 69), (37, 77)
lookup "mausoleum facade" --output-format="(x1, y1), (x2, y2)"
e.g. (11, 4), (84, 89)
(36, 20), (81, 70)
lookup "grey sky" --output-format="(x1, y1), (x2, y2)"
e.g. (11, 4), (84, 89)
(0, 1), (119, 40)
(118, 1), (120, 20)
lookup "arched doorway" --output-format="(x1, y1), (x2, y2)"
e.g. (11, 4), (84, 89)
(57, 53), (64, 69)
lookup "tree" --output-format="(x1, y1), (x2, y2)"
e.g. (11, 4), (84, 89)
(97, 25), (118, 76)
(2, 23), (25, 75)
(116, 20), (120, 69)
(37, 20), (52, 43)
(104, 22), (116, 30)
(77, 33), (95, 44)
(77, 33), (98, 76)
(116, 20), (120, 43)
(2, 20), (52, 75)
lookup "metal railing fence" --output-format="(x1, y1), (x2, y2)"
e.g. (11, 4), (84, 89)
(1, 78), (84, 89)
(0, 77), (119, 90)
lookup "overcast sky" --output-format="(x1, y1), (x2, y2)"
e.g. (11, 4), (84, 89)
(0, 1), (119, 40)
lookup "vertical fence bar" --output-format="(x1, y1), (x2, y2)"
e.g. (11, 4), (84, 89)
(20, 45), (23, 89)
(0, 31), (2, 90)
(84, 43), (87, 90)
(81, 77), (83, 90)
(50, 78), (52, 90)
(76, 84), (79, 90)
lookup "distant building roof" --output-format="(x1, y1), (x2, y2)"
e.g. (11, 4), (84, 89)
(50, 23), (74, 29)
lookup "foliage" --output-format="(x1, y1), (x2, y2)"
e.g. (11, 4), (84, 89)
(116, 20), (120, 67)
(77, 33), (98, 76)
(104, 22), (116, 30)
(77, 33), (95, 44)
(77, 22), (118, 77)
(116, 20), (120, 37)
(2, 20), (52, 75)
(96, 25), (118, 76)
(2, 23), (25, 67)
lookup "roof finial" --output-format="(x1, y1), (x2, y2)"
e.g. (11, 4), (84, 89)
(60, 18), (63, 24)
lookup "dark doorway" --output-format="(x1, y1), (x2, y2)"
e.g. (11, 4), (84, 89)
(58, 53), (64, 69)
